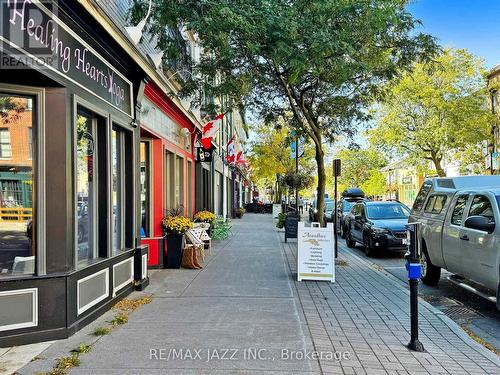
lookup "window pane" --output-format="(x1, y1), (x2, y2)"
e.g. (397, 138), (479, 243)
(451, 195), (468, 226)
(468, 195), (494, 221)
(424, 195), (436, 213)
(76, 111), (96, 263)
(413, 182), (431, 211)
(433, 196), (446, 213)
(0, 95), (35, 277)
(140, 141), (150, 237)
(111, 129), (123, 254)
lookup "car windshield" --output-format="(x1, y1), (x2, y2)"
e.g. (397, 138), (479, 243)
(366, 204), (410, 219)
(342, 200), (354, 212)
(325, 202), (334, 211)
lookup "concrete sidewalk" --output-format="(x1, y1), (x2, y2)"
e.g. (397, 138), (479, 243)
(14, 213), (500, 374)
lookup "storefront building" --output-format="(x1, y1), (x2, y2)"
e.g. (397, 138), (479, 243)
(0, 0), (148, 345)
(139, 82), (198, 268)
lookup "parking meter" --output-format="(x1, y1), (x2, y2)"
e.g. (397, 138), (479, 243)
(405, 222), (425, 352)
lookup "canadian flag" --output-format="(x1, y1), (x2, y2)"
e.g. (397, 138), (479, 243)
(234, 141), (243, 163)
(201, 114), (224, 149)
(226, 136), (235, 163)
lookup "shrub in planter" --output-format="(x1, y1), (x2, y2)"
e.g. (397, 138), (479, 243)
(235, 207), (246, 218)
(276, 212), (286, 228)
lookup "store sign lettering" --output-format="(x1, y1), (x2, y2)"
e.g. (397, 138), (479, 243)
(1, 0), (133, 116)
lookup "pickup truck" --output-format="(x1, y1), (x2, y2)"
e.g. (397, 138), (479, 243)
(409, 176), (500, 309)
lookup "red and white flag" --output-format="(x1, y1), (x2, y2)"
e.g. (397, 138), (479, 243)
(234, 141), (243, 163)
(226, 136), (235, 164)
(201, 113), (224, 149)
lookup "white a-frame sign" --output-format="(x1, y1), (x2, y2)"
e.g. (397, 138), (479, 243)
(297, 222), (335, 282)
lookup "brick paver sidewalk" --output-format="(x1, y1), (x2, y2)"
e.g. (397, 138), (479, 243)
(281, 232), (500, 375)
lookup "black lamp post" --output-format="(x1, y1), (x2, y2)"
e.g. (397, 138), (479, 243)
(487, 143), (495, 175)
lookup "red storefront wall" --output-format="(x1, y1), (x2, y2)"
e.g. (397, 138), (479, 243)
(141, 82), (197, 267)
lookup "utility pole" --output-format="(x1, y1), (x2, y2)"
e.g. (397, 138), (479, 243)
(295, 132), (299, 217)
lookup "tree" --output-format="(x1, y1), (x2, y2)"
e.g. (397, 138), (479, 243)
(133, 0), (437, 223)
(330, 148), (386, 195)
(248, 123), (314, 203)
(360, 170), (386, 197)
(370, 48), (493, 177)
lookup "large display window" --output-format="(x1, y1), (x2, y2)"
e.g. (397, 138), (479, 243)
(0, 94), (35, 277)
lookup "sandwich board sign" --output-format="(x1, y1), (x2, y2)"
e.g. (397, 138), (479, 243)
(272, 204), (282, 218)
(297, 222), (335, 282)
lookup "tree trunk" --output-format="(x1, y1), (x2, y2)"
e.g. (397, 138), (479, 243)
(431, 153), (446, 177)
(313, 132), (326, 225)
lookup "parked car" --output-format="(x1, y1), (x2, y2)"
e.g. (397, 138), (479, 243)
(409, 176), (500, 309)
(345, 201), (410, 256)
(309, 198), (334, 222)
(324, 201), (336, 222)
(336, 188), (367, 237)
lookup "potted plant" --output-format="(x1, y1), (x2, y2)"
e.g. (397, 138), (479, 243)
(161, 216), (193, 268)
(235, 207), (246, 218)
(193, 210), (216, 236)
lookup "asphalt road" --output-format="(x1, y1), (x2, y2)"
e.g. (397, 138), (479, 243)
(336, 235), (500, 353)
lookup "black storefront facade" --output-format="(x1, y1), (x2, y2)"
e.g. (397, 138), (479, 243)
(0, 0), (148, 346)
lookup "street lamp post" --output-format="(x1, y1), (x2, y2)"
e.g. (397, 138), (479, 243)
(488, 143), (495, 175)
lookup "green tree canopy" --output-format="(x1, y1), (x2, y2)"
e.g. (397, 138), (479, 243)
(248, 123), (314, 202)
(370, 48), (493, 177)
(329, 148), (387, 196)
(133, 0), (437, 222)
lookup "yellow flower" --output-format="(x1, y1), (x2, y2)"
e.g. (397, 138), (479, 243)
(161, 216), (193, 234)
(194, 210), (216, 223)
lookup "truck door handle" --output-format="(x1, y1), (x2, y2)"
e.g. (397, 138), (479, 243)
(460, 235), (469, 241)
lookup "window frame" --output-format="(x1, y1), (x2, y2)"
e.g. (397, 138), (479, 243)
(0, 84), (46, 278)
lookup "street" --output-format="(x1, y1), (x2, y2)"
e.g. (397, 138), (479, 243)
(340, 238), (500, 354)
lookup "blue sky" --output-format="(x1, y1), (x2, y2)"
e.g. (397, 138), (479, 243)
(408, 0), (500, 69)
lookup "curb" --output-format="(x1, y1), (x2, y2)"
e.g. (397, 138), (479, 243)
(340, 246), (500, 366)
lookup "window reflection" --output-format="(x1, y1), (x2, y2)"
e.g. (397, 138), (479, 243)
(140, 141), (150, 237)
(76, 111), (96, 263)
(111, 129), (123, 254)
(0, 95), (35, 277)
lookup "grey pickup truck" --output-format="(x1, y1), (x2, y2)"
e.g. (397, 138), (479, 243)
(409, 176), (500, 309)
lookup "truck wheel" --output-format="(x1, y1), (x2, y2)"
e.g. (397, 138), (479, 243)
(421, 245), (440, 286)
(346, 228), (356, 248)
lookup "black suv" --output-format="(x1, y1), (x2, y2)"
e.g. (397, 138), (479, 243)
(336, 188), (366, 238)
(344, 201), (410, 256)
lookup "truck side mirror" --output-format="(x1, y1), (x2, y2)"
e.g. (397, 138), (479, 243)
(464, 215), (495, 233)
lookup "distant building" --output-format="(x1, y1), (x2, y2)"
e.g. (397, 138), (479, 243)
(381, 157), (460, 208)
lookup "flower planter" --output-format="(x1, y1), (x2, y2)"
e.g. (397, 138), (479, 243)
(164, 232), (185, 269)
